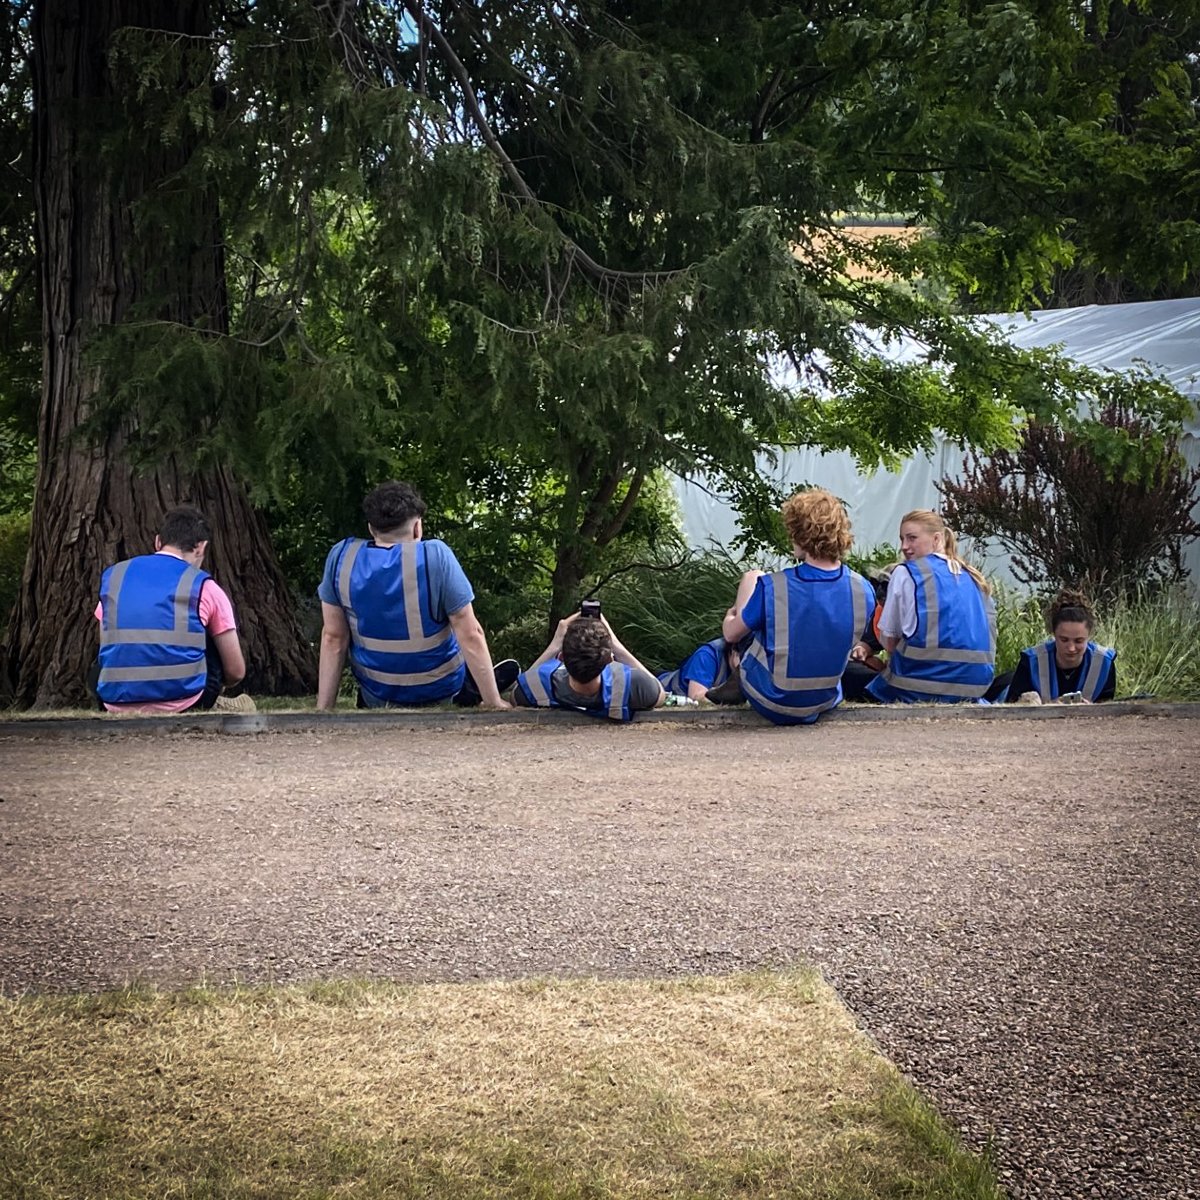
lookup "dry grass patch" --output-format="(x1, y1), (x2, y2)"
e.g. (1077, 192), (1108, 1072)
(1, 971), (1001, 1199)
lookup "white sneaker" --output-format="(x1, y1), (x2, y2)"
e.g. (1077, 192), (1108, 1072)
(213, 693), (258, 713)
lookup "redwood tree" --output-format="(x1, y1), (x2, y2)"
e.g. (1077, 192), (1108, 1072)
(1, 0), (314, 706)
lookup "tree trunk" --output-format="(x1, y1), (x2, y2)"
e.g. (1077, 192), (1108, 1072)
(0, 0), (315, 708)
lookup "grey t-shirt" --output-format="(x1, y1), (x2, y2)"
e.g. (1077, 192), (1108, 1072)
(514, 664), (662, 712)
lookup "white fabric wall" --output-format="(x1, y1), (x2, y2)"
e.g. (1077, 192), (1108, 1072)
(674, 299), (1200, 588)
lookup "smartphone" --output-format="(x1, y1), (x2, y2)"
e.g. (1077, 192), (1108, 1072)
(579, 599), (602, 619)
(1058, 691), (1085, 704)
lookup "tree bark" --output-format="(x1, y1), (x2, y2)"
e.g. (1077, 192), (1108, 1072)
(1, 0), (315, 707)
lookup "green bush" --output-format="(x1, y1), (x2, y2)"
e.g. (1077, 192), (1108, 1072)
(992, 584), (1200, 700)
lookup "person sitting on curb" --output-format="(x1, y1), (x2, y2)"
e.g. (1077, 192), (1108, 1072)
(1004, 588), (1117, 704)
(841, 563), (896, 701)
(867, 509), (996, 704)
(511, 612), (665, 721)
(719, 488), (875, 725)
(658, 634), (750, 703)
(91, 505), (252, 714)
(317, 480), (515, 711)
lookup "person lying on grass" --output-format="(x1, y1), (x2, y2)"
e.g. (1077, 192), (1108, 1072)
(658, 633), (751, 703)
(511, 613), (664, 722)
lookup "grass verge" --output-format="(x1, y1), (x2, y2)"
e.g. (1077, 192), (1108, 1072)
(0, 971), (1002, 1200)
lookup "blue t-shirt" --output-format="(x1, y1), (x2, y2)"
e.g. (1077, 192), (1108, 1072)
(674, 641), (723, 691)
(317, 538), (474, 621)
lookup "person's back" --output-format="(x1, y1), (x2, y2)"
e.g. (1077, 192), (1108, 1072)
(317, 480), (512, 710)
(739, 562), (872, 724)
(328, 536), (466, 705)
(723, 488), (873, 726)
(93, 505), (246, 713)
(868, 511), (995, 705)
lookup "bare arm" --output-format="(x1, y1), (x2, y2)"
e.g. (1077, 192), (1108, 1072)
(317, 602), (351, 710)
(686, 679), (710, 702)
(448, 603), (511, 710)
(526, 616), (571, 673)
(722, 569), (764, 643)
(212, 629), (246, 689)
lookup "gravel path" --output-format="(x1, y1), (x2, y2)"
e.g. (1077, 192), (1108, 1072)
(1, 715), (1197, 1198)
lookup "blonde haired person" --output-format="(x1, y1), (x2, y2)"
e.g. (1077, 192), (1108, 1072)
(867, 509), (996, 703)
(1004, 589), (1116, 703)
(722, 488), (875, 725)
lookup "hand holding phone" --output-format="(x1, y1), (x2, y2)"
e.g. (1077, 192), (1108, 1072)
(579, 599), (602, 619)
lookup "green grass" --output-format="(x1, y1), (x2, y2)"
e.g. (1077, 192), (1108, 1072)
(0, 972), (1003, 1200)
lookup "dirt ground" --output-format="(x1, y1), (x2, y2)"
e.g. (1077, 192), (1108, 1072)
(1, 713), (1197, 1199)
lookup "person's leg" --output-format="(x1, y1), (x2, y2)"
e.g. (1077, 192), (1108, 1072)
(705, 665), (745, 705)
(840, 662), (881, 702)
(984, 670), (1014, 704)
(454, 659), (521, 706)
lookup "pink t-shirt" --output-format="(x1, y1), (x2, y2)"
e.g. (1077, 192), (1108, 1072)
(95, 553), (237, 713)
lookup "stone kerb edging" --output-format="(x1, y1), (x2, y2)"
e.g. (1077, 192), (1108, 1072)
(0, 700), (1197, 740)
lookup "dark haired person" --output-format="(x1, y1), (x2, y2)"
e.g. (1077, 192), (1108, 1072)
(722, 488), (875, 725)
(512, 613), (664, 721)
(658, 634), (748, 702)
(1005, 589), (1117, 703)
(317, 480), (515, 710)
(92, 505), (249, 713)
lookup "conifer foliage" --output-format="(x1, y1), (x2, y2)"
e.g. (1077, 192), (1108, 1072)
(2, 1), (1196, 702)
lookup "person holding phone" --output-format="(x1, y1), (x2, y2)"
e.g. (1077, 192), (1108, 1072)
(510, 605), (665, 721)
(1004, 588), (1117, 704)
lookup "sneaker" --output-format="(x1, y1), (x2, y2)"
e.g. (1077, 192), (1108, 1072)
(493, 659), (521, 694)
(213, 693), (258, 713)
(454, 660), (522, 707)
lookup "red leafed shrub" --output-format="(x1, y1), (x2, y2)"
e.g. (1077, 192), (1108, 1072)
(938, 402), (1200, 597)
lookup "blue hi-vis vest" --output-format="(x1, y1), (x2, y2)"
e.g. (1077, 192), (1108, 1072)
(97, 554), (209, 704)
(658, 637), (729, 696)
(741, 564), (873, 725)
(1022, 638), (1116, 703)
(515, 659), (635, 722)
(868, 556), (995, 703)
(332, 537), (465, 705)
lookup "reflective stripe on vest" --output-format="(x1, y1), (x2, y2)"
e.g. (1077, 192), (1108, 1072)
(99, 560), (207, 657)
(1081, 643), (1115, 699)
(876, 557), (995, 700)
(740, 567), (870, 721)
(96, 555), (209, 702)
(1033, 641), (1055, 702)
(744, 569), (868, 691)
(336, 539), (453, 655)
(1029, 639), (1115, 702)
(517, 660), (633, 721)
